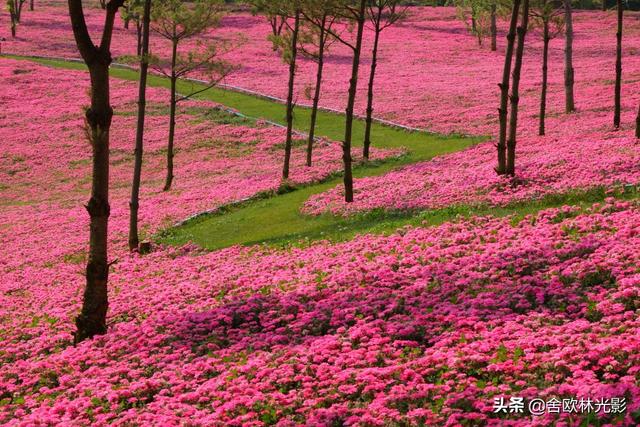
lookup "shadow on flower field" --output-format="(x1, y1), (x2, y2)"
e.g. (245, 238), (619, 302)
(3, 198), (640, 425)
(1, 3), (640, 426)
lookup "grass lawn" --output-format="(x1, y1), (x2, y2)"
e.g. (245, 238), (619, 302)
(6, 54), (491, 249)
(18, 55), (632, 251)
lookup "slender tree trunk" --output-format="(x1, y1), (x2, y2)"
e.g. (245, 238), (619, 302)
(283, 9), (300, 181)
(16, 0), (24, 22)
(506, 0), (530, 176)
(307, 18), (327, 167)
(491, 4), (497, 52)
(363, 25), (382, 160)
(78, 64), (112, 343)
(136, 20), (142, 57)
(343, 0), (367, 203)
(123, 2), (130, 30)
(602, 0), (607, 11)
(164, 39), (178, 192)
(496, 0), (522, 175)
(539, 22), (549, 136)
(128, 0), (151, 252)
(614, 0), (623, 128)
(10, 18), (16, 37)
(563, 0), (575, 113)
(30, 0), (33, 11)
(68, 0), (124, 343)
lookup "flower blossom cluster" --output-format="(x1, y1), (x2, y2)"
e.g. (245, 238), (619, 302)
(1, 4), (640, 426)
(2, 194), (640, 425)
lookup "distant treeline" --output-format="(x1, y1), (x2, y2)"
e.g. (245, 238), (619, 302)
(221, 0), (640, 12)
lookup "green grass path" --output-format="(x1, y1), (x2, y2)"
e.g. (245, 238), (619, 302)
(6, 54), (489, 249)
(18, 55), (634, 251)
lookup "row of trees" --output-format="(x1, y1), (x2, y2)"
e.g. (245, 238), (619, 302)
(67, 0), (639, 343)
(69, 0), (405, 342)
(494, 0), (637, 176)
(253, 0), (405, 201)
(69, 0), (235, 342)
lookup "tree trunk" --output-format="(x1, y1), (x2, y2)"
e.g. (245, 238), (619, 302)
(136, 20), (142, 57)
(563, 0), (575, 113)
(539, 21), (549, 136)
(506, 0), (530, 176)
(602, 0), (607, 11)
(491, 4), (497, 52)
(68, 0), (124, 343)
(16, 0), (24, 22)
(496, 0), (522, 175)
(363, 25), (381, 160)
(283, 9), (300, 181)
(307, 17), (327, 167)
(9, 0), (16, 37)
(123, 2), (130, 29)
(164, 39), (178, 192)
(30, 0), (33, 11)
(77, 64), (112, 343)
(128, 0), (151, 252)
(343, 0), (367, 203)
(614, 0), (623, 128)
(635, 102), (640, 138)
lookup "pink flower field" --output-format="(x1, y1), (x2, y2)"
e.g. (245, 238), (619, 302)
(3, 190), (640, 425)
(2, 0), (640, 425)
(0, 57), (394, 273)
(1, 1), (639, 133)
(3, 2), (640, 216)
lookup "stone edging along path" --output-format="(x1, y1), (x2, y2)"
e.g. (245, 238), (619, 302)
(7, 53), (426, 134)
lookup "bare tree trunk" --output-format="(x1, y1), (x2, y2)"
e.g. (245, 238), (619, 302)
(129, 0), (151, 252)
(9, 0), (18, 37)
(307, 17), (327, 167)
(506, 0), (530, 176)
(563, 0), (575, 113)
(68, 0), (124, 343)
(539, 20), (549, 136)
(16, 0), (24, 22)
(363, 24), (382, 160)
(136, 20), (142, 57)
(164, 39), (178, 192)
(269, 16), (286, 36)
(614, 0), (623, 128)
(343, 0), (367, 203)
(491, 4), (497, 52)
(496, 0), (522, 175)
(30, 0), (33, 11)
(602, 0), (607, 11)
(124, 4), (130, 30)
(283, 9), (300, 181)
(471, 14), (477, 41)
(8, 0), (27, 36)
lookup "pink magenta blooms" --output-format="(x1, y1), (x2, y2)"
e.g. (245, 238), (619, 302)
(1, 3), (640, 426)
(3, 4), (638, 216)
